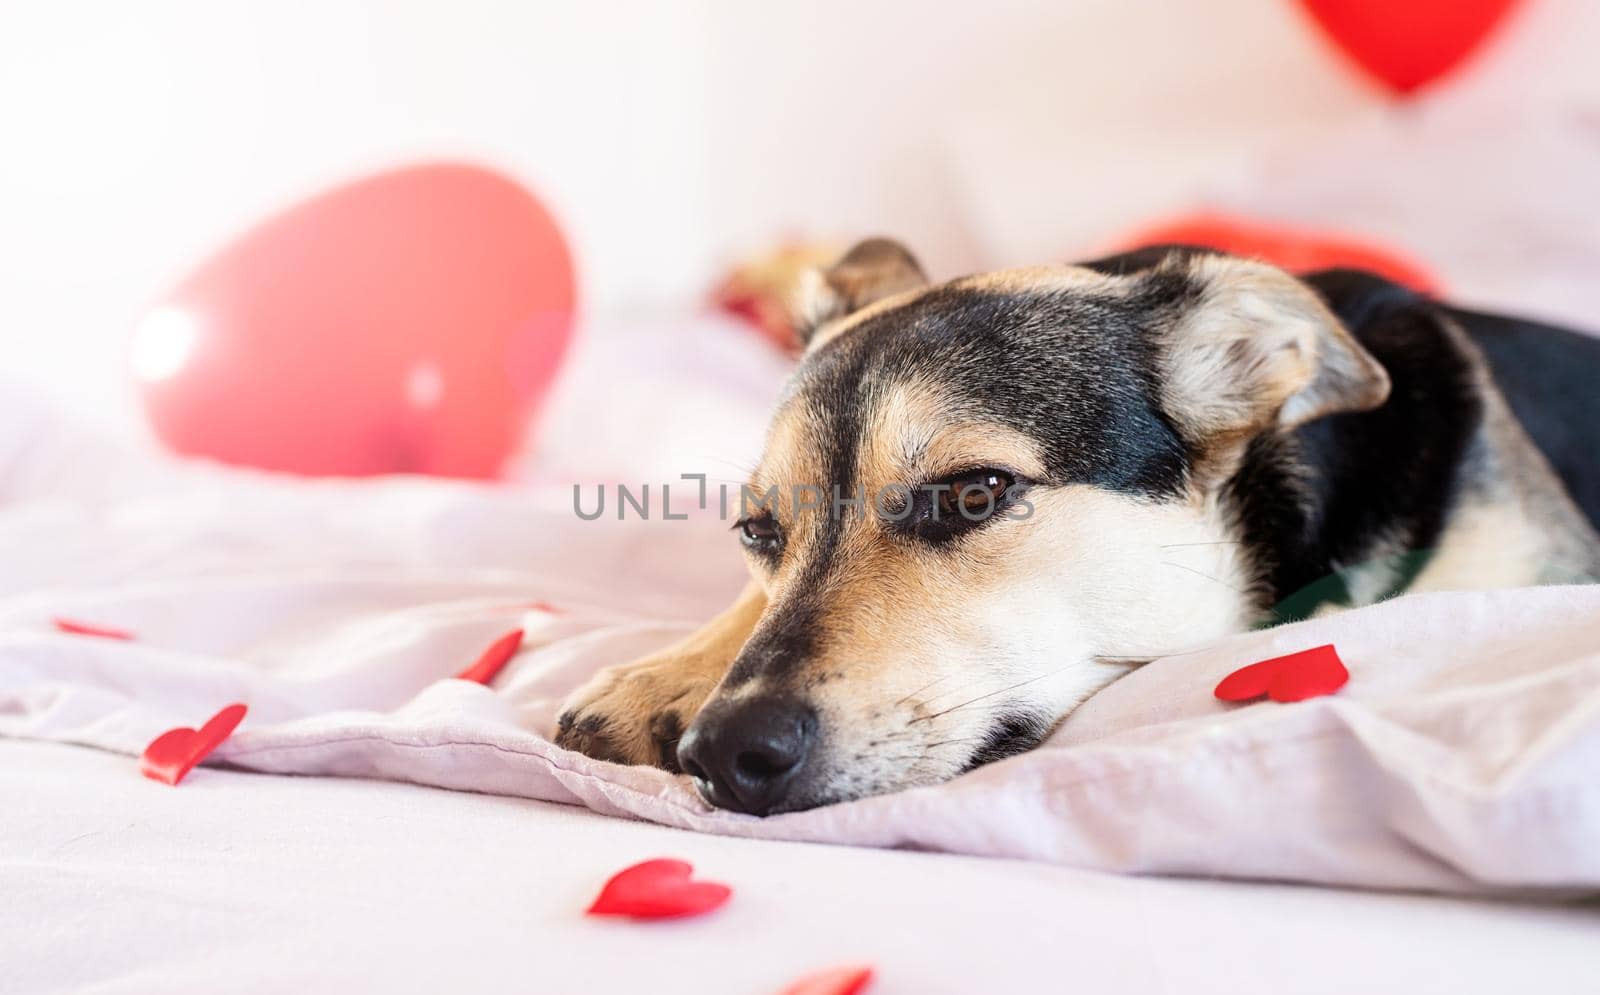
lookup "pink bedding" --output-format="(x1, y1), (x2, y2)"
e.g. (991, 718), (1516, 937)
(4, 436), (1597, 896)
(4, 312), (1599, 995)
(14, 737), (1600, 995)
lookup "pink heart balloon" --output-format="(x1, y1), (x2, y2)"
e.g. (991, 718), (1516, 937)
(134, 163), (576, 478)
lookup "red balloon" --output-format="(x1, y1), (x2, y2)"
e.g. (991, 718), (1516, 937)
(1296, 0), (1525, 96)
(1114, 213), (1443, 296)
(133, 163), (576, 478)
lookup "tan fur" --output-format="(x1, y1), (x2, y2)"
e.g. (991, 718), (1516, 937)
(556, 582), (766, 766)
(802, 280), (930, 352)
(793, 237), (930, 349)
(1152, 255), (1392, 487)
(858, 380), (1049, 490)
(747, 401), (825, 519)
(1406, 313), (1600, 590)
(944, 265), (1131, 297)
(803, 264), (1127, 353)
(1162, 255), (1391, 436)
(560, 387), (1256, 790)
(728, 481), (1256, 798)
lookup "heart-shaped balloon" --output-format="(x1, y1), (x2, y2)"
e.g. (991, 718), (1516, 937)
(1215, 644), (1350, 704)
(140, 703), (249, 785)
(134, 163), (575, 479)
(1296, 0), (1525, 95)
(1115, 214), (1442, 295)
(586, 859), (732, 920)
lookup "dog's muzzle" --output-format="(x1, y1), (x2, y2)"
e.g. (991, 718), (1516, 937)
(676, 695), (817, 816)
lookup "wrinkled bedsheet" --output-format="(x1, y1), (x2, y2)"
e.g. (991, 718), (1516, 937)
(3, 413), (1597, 896)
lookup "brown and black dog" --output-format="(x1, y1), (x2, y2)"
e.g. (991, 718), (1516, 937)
(557, 240), (1600, 815)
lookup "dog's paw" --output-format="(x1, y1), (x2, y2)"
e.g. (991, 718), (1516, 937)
(554, 657), (716, 772)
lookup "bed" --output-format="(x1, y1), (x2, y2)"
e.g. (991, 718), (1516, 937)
(3, 313), (1597, 994)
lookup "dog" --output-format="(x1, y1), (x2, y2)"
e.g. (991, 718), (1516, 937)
(556, 240), (1600, 816)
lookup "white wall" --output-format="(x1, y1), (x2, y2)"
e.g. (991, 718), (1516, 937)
(3, 0), (1593, 437)
(698, 0), (1375, 280)
(0, 1), (713, 433)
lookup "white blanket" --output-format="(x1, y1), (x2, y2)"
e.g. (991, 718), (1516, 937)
(3, 404), (1597, 896)
(16, 737), (1600, 995)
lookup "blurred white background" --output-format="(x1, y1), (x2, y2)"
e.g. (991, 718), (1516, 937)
(2, 0), (1597, 440)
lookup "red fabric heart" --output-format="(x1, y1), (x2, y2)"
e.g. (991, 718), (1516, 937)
(1215, 644), (1349, 703)
(455, 628), (524, 685)
(586, 858), (732, 920)
(53, 617), (135, 640)
(140, 703), (248, 785)
(776, 964), (876, 995)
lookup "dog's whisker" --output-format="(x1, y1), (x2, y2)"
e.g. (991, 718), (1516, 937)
(683, 455), (757, 474)
(909, 661), (1087, 725)
(1094, 638), (1225, 663)
(895, 672), (956, 706)
(871, 752), (959, 767)
(922, 737), (982, 750)
(912, 675), (991, 712)
(1159, 559), (1283, 621)
(1158, 540), (1244, 549)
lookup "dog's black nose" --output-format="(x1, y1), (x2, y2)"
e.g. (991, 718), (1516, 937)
(677, 696), (816, 816)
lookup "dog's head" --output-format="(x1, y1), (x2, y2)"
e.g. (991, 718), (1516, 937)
(677, 240), (1390, 814)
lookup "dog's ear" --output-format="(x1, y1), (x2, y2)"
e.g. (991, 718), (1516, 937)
(1158, 255), (1391, 451)
(791, 238), (927, 346)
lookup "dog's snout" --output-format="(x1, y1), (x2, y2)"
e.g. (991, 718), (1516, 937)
(677, 697), (817, 816)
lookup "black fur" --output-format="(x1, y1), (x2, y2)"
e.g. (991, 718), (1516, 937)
(1451, 305), (1600, 529)
(801, 281), (1195, 499)
(1232, 269), (1484, 611)
(961, 711), (1055, 772)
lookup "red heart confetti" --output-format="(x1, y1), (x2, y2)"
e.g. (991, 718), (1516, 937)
(1215, 643), (1349, 703)
(776, 964), (876, 995)
(140, 703), (248, 785)
(53, 617), (135, 640)
(455, 628), (524, 685)
(586, 858), (732, 920)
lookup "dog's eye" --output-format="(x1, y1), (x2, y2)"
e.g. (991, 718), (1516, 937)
(736, 514), (782, 554)
(934, 469), (1013, 522)
(894, 467), (1023, 544)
